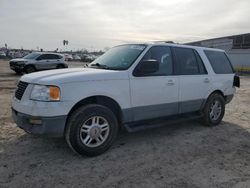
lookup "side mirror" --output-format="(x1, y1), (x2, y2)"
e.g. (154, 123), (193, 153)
(134, 59), (159, 76)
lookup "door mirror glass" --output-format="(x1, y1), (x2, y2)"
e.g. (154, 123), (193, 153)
(135, 59), (159, 76)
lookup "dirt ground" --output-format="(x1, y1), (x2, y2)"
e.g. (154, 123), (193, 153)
(0, 59), (250, 188)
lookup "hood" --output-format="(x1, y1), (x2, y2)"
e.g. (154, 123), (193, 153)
(10, 58), (31, 62)
(20, 68), (128, 85)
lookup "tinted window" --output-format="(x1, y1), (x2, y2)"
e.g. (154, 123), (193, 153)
(174, 47), (200, 75)
(48, 54), (61, 59)
(37, 54), (61, 60)
(204, 50), (234, 74)
(37, 54), (50, 60)
(140, 46), (173, 76)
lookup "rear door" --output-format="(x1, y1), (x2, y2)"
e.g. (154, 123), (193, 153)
(129, 46), (179, 121)
(173, 47), (211, 113)
(36, 54), (53, 69)
(48, 54), (62, 68)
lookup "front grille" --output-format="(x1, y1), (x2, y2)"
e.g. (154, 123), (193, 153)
(15, 81), (29, 100)
(9, 61), (15, 66)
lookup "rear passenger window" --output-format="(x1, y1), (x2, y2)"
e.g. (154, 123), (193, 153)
(140, 46), (173, 76)
(37, 54), (50, 60)
(49, 54), (61, 59)
(204, 50), (234, 74)
(174, 47), (205, 75)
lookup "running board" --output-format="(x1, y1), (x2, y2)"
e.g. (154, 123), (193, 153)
(124, 113), (203, 132)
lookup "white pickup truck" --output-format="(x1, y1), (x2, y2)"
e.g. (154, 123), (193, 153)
(12, 43), (240, 156)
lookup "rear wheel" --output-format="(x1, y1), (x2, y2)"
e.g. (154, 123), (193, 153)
(25, 65), (36, 73)
(201, 93), (225, 126)
(65, 104), (119, 156)
(57, 64), (65, 69)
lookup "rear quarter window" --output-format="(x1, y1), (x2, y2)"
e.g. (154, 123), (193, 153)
(204, 50), (234, 74)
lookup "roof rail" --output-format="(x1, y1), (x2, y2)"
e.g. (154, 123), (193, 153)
(154, 41), (175, 44)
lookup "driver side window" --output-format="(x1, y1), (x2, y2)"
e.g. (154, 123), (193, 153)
(141, 46), (173, 76)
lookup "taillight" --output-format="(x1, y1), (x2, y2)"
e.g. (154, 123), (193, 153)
(233, 74), (240, 88)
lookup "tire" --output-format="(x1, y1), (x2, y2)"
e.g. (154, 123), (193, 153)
(65, 104), (119, 157)
(201, 93), (225, 126)
(57, 64), (65, 69)
(14, 70), (22, 75)
(25, 65), (36, 73)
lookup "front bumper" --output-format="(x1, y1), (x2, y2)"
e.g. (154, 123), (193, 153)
(12, 108), (67, 137)
(9, 63), (25, 71)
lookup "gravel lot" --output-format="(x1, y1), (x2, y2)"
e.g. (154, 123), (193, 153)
(0, 59), (250, 188)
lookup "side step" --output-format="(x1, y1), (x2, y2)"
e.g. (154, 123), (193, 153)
(124, 113), (203, 132)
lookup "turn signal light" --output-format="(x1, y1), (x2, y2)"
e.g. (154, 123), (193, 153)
(49, 86), (60, 101)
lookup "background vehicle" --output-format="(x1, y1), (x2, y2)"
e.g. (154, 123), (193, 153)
(0, 51), (6, 58)
(9, 52), (68, 74)
(72, 54), (81, 61)
(11, 43), (239, 156)
(64, 54), (73, 61)
(80, 54), (96, 62)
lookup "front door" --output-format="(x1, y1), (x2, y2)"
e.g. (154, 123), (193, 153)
(130, 46), (179, 121)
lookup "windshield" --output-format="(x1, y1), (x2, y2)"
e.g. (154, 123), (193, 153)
(23, 52), (40, 59)
(89, 44), (146, 70)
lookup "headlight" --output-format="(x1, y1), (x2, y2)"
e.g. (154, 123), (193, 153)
(30, 85), (60, 101)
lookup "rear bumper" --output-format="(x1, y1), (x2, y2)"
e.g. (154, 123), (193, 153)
(12, 108), (67, 137)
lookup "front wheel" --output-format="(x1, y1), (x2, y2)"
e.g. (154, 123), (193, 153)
(201, 93), (225, 126)
(65, 104), (119, 156)
(25, 65), (36, 73)
(14, 70), (22, 75)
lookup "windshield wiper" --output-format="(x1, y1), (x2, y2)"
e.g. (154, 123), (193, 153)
(90, 63), (110, 69)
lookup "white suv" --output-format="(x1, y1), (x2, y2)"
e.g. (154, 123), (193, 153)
(11, 43), (240, 156)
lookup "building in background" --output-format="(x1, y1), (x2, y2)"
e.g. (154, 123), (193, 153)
(187, 33), (250, 72)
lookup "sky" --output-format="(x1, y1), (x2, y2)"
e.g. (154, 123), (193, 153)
(0, 0), (250, 51)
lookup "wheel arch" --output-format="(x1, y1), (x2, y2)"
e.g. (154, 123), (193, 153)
(24, 64), (37, 73)
(202, 89), (226, 110)
(66, 95), (123, 128)
(209, 90), (225, 98)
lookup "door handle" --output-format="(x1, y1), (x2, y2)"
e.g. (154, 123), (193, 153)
(204, 78), (210, 83)
(166, 80), (174, 86)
